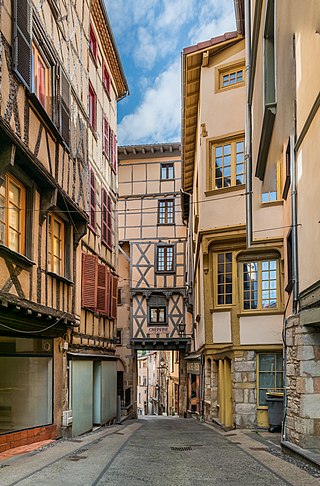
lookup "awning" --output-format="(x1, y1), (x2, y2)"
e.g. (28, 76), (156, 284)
(67, 352), (117, 360)
(184, 353), (202, 360)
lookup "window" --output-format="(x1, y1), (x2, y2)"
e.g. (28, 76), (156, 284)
(32, 44), (51, 113)
(103, 117), (110, 157)
(261, 191), (277, 202)
(242, 259), (279, 311)
(101, 188), (112, 248)
(282, 139), (291, 200)
(103, 63), (111, 97)
(89, 24), (97, 61)
(108, 128), (117, 173)
(0, 174), (25, 254)
(161, 163), (174, 180)
(116, 329), (122, 345)
(89, 83), (97, 130)
(216, 61), (245, 92)
(217, 252), (233, 305)
(89, 169), (96, 229)
(158, 199), (174, 224)
(210, 137), (245, 190)
(148, 294), (167, 325)
(48, 213), (64, 275)
(82, 253), (118, 318)
(257, 353), (283, 407)
(157, 245), (174, 272)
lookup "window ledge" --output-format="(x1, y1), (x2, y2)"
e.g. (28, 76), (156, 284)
(155, 270), (176, 275)
(205, 184), (245, 197)
(157, 223), (175, 227)
(210, 306), (234, 313)
(261, 200), (283, 208)
(237, 310), (282, 317)
(0, 245), (35, 269)
(47, 271), (73, 286)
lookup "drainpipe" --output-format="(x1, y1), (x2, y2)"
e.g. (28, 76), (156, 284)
(283, 35), (299, 442)
(245, 0), (253, 248)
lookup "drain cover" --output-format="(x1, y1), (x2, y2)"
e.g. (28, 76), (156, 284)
(171, 446), (192, 451)
(68, 455), (87, 461)
(249, 447), (267, 451)
(224, 433), (237, 437)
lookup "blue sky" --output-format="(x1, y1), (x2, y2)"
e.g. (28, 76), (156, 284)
(104, 0), (236, 146)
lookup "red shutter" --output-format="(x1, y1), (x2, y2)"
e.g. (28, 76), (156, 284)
(13, 0), (32, 90)
(82, 253), (98, 309)
(97, 264), (107, 314)
(106, 271), (111, 316)
(110, 275), (118, 319)
(109, 128), (114, 165)
(103, 118), (109, 156)
(60, 69), (70, 145)
(107, 194), (112, 248)
(113, 134), (117, 173)
(89, 168), (96, 228)
(101, 188), (108, 245)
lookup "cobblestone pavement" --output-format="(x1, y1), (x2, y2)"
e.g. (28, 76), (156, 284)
(0, 417), (319, 486)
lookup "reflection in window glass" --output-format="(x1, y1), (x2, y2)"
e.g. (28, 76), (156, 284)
(258, 353), (283, 406)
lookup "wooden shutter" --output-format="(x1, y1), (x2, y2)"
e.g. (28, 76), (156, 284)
(113, 134), (117, 173)
(60, 69), (70, 145)
(107, 193), (112, 248)
(97, 264), (108, 314)
(103, 118), (109, 156)
(101, 188), (108, 245)
(109, 128), (114, 165)
(13, 0), (32, 90)
(110, 275), (118, 319)
(81, 253), (97, 309)
(89, 168), (96, 228)
(106, 270), (111, 316)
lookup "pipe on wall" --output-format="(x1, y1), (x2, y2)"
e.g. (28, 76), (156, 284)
(245, 0), (253, 248)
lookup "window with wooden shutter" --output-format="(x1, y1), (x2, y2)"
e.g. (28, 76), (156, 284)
(106, 270), (111, 316)
(97, 264), (108, 314)
(13, 0), (32, 90)
(101, 189), (112, 249)
(112, 134), (117, 173)
(103, 63), (110, 97)
(109, 128), (114, 166)
(60, 69), (70, 145)
(89, 83), (97, 130)
(103, 117), (109, 157)
(110, 275), (118, 319)
(89, 168), (96, 229)
(81, 253), (97, 309)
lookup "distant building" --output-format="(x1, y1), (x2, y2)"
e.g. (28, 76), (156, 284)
(117, 143), (192, 417)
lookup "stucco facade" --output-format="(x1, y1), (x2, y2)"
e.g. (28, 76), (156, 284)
(182, 31), (283, 428)
(239, 0), (320, 449)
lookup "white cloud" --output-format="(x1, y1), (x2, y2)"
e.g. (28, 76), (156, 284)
(189, 0), (236, 43)
(118, 59), (181, 145)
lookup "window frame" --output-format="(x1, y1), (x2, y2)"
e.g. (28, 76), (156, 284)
(89, 23), (97, 61)
(32, 42), (52, 115)
(208, 134), (245, 192)
(148, 294), (167, 326)
(158, 199), (174, 225)
(215, 252), (234, 307)
(240, 258), (280, 312)
(101, 188), (112, 249)
(89, 83), (97, 131)
(257, 353), (283, 409)
(89, 168), (96, 231)
(215, 60), (245, 92)
(156, 244), (175, 273)
(102, 62), (111, 97)
(0, 173), (26, 255)
(47, 212), (64, 276)
(160, 163), (174, 180)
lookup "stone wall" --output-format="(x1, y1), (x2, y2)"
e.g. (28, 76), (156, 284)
(285, 314), (320, 448)
(233, 351), (257, 428)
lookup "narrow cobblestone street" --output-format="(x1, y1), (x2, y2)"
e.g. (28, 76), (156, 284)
(0, 417), (319, 486)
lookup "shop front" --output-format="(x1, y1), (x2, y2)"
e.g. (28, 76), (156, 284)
(0, 336), (57, 450)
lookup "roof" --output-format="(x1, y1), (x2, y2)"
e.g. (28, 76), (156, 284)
(118, 142), (181, 160)
(181, 31), (243, 192)
(91, 0), (129, 100)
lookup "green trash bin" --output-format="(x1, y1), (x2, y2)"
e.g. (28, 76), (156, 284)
(266, 391), (284, 432)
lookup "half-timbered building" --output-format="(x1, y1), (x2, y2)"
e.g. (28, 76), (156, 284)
(0, 0), (89, 449)
(117, 143), (191, 416)
(69, 0), (128, 437)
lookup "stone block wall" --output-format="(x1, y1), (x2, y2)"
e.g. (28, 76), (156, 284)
(232, 351), (257, 428)
(285, 314), (320, 448)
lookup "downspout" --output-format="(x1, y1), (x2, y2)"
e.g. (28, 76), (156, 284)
(283, 34), (299, 442)
(245, 0), (253, 248)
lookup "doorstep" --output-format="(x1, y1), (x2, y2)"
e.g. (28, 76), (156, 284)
(0, 439), (55, 464)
